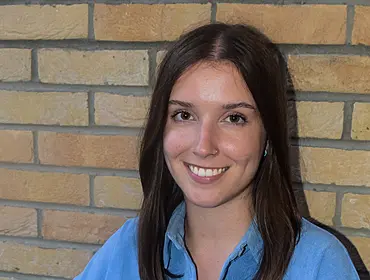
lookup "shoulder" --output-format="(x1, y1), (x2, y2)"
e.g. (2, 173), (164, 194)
(285, 218), (359, 279)
(74, 217), (140, 280)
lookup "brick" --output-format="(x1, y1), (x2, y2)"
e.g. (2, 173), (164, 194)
(342, 194), (370, 229)
(94, 4), (211, 41)
(288, 102), (344, 139)
(0, 49), (31, 82)
(288, 55), (370, 94)
(0, 91), (88, 126)
(0, 169), (89, 205)
(43, 210), (126, 244)
(349, 237), (370, 270)
(38, 49), (148, 86)
(95, 93), (150, 127)
(0, 130), (33, 163)
(0, 5), (88, 40)
(0, 242), (92, 278)
(38, 132), (138, 170)
(293, 147), (370, 187)
(352, 103), (370, 140)
(95, 176), (143, 210)
(0, 206), (37, 237)
(217, 4), (346, 44)
(304, 190), (336, 226)
(353, 6), (370, 46)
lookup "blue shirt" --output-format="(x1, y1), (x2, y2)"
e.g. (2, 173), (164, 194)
(75, 202), (359, 279)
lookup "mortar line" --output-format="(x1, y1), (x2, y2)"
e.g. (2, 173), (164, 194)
(346, 4), (355, 45)
(333, 192), (344, 227)
(291, 138), (370, 150)
(291, 92), (370, 102)
(148, 48), (157, 90)
(88, 91), (95, 126)
(342, 101), (354, 140)
(32, 131), (40, 164)
(36, 209), (43, 238)
(89, 175), (95, 207)
(0, 271), (70, 280)
(0, 40), (167, 50)
(298, 183), (370, 194)
(0, 124), (141, 135)
(0, 235), (101, 250)
(0, 199), (139, 217)
(211, 1), (217, 23)
(0, 82), (150, 95)
(0, 161), (141, 176)
(88, 1), (95, 41)
(31, 49), (39, 82)
(334, 226), (370, 238)
(1, 40), (370, 54)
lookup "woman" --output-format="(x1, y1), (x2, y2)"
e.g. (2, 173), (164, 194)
(75, 23), (359, 280)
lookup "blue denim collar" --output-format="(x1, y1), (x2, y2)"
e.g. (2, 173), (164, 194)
(164, 201), (264, 265)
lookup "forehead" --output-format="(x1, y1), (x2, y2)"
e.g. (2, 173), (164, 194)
(170, 61), (255, 106)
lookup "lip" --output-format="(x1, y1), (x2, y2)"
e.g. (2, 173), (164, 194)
(184, 162), (228, 185)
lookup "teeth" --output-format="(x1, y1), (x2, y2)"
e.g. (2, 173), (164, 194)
(188, 165), (227, 177)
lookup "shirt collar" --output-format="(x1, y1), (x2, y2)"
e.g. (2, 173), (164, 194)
(164, 201), (264, 263)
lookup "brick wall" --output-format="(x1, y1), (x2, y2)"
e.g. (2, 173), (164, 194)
(0, 1), (369, 279)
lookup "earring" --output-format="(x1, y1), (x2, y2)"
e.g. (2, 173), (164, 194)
(264, 149), (267, 157)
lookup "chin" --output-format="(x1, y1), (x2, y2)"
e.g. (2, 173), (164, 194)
(185, 195), (226, 209)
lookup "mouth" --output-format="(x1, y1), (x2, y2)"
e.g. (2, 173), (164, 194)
(185, 163), (229, 178)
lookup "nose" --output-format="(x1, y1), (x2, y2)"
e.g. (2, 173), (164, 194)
(193, 121), (219, 158)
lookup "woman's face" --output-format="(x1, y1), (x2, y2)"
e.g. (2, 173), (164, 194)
(163, 62), (266, 209)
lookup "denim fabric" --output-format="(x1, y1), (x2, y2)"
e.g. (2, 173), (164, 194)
(75, 202), (359, 280)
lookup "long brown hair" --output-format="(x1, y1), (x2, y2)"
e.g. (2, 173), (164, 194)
(138, 23), (301, 280)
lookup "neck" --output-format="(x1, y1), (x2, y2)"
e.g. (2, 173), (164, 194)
(184, 192), (253, 251)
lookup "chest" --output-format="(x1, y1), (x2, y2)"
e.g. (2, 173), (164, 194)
(166, 245), (259, 280)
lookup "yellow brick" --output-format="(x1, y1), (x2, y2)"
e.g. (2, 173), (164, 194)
(0, 49), (31, 81)
(352, 103), (370, 140)
(38, 49), (148, 86)
(295, 147), (370, 187)
(0, 242), (92, 278)
(94, 4), (211, 41)
(217, 4), (346, 44)
(43, 210), (126, 244)
(0, 91), (88, 126)
(342, 194), (370, 229)
(0, 206), (37, 237)
(0, 130), (33, 163)
(304, 190), (336, 225)
(95, 93), (150, 127)
(349, 237), (370, 270)
(353, 6), (370, 46)
(94, 176), (143, 210)
(289, 102), (344, 139)
(0, 5), (88, 40)
(38, 132), (138, 170)
(0, 169), (89, 205)
(288, 55), (370, 94)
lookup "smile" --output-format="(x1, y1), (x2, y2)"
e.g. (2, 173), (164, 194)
(187, 164), (229, 177)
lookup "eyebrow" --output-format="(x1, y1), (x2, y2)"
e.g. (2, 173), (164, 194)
(169, 100), (255, 111)
(222, 102), (256, 111)
(168, 100), (193, 108)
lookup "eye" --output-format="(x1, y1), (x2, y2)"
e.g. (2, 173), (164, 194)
(171, 110), (194, 122)
(224, 113), (247, 125)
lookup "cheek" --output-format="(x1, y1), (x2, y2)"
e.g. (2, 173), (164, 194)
(163, 125), (193, 158)
(221, 128), (264, 161)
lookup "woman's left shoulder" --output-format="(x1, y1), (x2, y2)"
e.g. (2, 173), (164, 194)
(285, 218), (359, 280)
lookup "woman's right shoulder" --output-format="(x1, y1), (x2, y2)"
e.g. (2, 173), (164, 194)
(74, 217), (140, 280)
